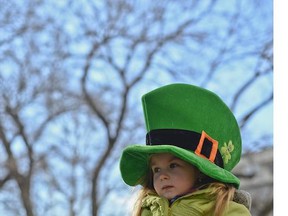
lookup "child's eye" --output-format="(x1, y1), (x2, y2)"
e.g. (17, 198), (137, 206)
(170, 163), (179, 169)
(153, 167), (160, 173)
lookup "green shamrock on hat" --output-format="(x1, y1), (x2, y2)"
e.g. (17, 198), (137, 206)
(221, 140), (235, 164)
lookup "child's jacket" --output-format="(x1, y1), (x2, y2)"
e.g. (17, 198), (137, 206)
(141, 187), (251, 216)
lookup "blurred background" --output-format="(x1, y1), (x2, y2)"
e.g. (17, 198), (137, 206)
(0, 0), (272, 215)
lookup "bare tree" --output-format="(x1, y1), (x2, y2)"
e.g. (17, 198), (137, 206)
(0, 0), (272, 215)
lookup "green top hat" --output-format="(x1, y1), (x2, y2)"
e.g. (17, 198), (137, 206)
(120, 83), (242, 188)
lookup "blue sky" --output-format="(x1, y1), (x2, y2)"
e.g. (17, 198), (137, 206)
(274, 0), (288, 214)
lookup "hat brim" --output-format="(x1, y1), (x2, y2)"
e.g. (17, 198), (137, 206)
(120, 144), (240, 188)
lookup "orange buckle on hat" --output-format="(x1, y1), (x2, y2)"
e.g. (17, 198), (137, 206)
(195, 131), (218, 163)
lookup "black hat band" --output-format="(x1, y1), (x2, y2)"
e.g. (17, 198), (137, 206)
(146, 129), (224, 168)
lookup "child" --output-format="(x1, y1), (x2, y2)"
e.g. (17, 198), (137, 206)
(120, 83), (251, 216)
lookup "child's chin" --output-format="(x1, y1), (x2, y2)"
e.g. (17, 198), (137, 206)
(161, 192), (177, 200)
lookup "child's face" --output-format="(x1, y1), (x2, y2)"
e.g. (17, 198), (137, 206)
(150, 153), (199, 200)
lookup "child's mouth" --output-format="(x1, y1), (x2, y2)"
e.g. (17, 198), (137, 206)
(162, 185), (174, 190)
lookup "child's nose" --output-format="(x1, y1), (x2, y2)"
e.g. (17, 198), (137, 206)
(159, 171), (169, 181)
